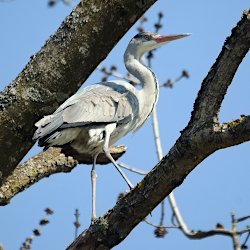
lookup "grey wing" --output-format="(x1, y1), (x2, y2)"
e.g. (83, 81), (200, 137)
(33, 82), (139, 142)
(62, 90), (138, 125)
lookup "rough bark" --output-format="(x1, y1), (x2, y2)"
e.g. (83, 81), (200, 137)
(0, 0), (157, 185)
(0, 145), (126, 205)
(67, 11), (250, 249)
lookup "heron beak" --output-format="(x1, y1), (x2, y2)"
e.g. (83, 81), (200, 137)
(154, 33), (191, 43)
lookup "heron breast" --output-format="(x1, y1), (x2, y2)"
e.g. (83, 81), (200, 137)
(70, 126), (105, 154)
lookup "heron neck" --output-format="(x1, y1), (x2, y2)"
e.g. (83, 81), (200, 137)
(124, 51), (159, 94)
(124, 51), (159, 129)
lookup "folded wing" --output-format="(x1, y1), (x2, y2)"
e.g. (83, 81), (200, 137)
(33, 82), (139, 145)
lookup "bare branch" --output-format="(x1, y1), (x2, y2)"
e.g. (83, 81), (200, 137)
(0, 0), (157, 185)
(238, 228), (250, 235)
(0, 146), (126, 205)
(237, 215), (250, 223)
(20, 207), (54, 250)
(67, 11), (250, 249)
(97, 66), (138, 84)
(168, 192), (190, 235)
(241, 231), (250, 249)
(74, 209), (81, 240)
(143, 219), (178, 229)
(231, 213), (241, 250)
(188, 10), (250, 127)
(213, 115), (250, 149)
(151, 109), (163, 160)
(117, 162), (147, 175)
(0, 148), (77, 205)
(61, 145), (127, 165)
(151, 56), (190, 239)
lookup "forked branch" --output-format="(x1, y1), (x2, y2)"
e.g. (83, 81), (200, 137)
(67, 10), (250, 250)
(0, 146), (126, 205)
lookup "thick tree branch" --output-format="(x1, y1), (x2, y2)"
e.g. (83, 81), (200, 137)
(0, 0), (157, 185)
(188, 10), (249, 127)
(0, 145), (126, 205)
(0, 147), (77, 205)
(213, 115), (250, 148)
(67, 11), (250, 249)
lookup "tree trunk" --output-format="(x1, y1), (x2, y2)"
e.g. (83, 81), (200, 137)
(0, 0), (157, 185)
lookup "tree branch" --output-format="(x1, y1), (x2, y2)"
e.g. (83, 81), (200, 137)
(187, 10), (249, 127)
(237, 215), (250, 223)
(67, 11), (250, 249)
(214, 115), (250, 149)
(0, 148), (77, 205)
(0, 145), (126, 205)
(180, 228), (250, 240)
(0, 0), (157, 185)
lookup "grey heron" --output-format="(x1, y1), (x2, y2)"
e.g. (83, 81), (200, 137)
(33, 32), (189, 221)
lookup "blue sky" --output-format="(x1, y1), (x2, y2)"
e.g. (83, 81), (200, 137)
(0, 0), (249, 249)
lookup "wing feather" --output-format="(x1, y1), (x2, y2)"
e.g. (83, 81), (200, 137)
(34, 81), (139, 141)
(62, 88), (136, 124)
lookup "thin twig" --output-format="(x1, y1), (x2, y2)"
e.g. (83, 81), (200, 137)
(160, 200), (165, 226)
(237, 215), (250, 223)
(168, 192), (190, 234)
(97, 66), (138, 83)
(74, 209), (81, 239)
(238, 228), (250, 235)
(241, 231), (250, 248)
(231, 213), (241, 250)
(159, 70), (189, 88)
(117, 162), (147, 175)
(143, 219), (178, 229)
(98, 65), (187, 89)
(20, 208), (54, 250)
(151, 109), (163, 160)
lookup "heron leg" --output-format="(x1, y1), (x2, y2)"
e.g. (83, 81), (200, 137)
(91, 153), (98, 222)
(103, 124), (134, 189)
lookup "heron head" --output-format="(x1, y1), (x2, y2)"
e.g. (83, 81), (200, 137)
(128, 32), (190, 57)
